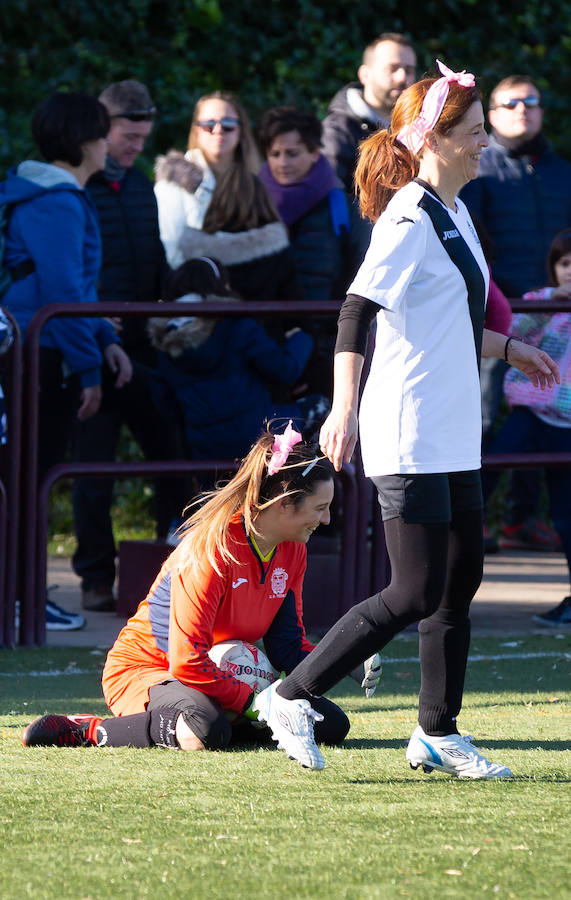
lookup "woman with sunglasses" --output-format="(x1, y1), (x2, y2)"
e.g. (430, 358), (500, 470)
(251, 62), (559, 778)
(154, 92), (300, 302)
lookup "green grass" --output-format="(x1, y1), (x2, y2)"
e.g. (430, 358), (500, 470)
(1, 635), (569, 899)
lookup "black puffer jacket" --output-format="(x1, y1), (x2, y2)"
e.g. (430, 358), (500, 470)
(288, 194), (349, 301)
(322, 83), (387, 277)
(460, 134), (571, 297)
(322, 82), (388, 193)
(87, 166), (168, 362)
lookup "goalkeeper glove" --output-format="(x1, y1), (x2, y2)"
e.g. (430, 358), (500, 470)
(243, 692), (259, 721)
(361, 652), (382, 698)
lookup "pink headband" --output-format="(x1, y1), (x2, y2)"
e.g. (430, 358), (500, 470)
(396, 59), (475, 156)
(267, 421), (302, 476)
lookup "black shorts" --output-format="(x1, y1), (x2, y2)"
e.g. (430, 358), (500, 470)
(371, 470), (483, 524)
(147, 678), (349, 750)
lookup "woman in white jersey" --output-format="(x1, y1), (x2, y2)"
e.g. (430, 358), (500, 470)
(250, 62), (559, 778)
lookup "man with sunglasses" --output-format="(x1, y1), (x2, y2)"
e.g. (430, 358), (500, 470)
(461, 73), (571, 311)
(461, 74), (571, 554)
(73, 80), (178, 614)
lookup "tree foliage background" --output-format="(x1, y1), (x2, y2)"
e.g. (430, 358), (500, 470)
(1, 0), (571, 175)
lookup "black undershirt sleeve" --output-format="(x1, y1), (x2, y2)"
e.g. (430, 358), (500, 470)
(334, 293), (379, 356)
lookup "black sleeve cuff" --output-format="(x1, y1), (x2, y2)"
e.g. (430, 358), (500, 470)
(335, 293), (378, 356)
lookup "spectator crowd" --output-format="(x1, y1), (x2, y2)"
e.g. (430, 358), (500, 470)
(1, 32), (571, 632)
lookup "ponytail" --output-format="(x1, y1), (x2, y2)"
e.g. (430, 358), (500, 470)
(355, 130), (418, 222)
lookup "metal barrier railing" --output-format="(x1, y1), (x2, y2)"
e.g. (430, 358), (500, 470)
(0, 309), (22, 648)
(15, 296), (571, 644)
(21, 300), (347, 646)
(33, 459), (357, 645)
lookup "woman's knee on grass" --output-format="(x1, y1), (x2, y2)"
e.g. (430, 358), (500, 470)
(175, 707), (232, 751)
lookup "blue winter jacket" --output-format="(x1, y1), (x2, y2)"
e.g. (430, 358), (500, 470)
(1, 161), (116, 387)
(460, 134), (571, 297)
(153, 312), (313, 460)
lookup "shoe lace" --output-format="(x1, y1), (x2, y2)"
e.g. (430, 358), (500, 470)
(292, 701), (324, 743)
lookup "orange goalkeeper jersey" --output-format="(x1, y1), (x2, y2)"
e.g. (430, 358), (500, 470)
(102, 517), (314, 716)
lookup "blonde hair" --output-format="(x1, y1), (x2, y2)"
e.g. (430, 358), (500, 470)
(188, 91), (279, 233)
(355, 76), (480, 222)
(172, 429), (334, 576)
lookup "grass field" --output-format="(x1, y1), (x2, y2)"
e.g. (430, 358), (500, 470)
(1, 634), (569, 899)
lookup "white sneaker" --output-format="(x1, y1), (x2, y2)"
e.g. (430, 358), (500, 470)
(406, 726), (513, 779)
(253, 682), (325, 770)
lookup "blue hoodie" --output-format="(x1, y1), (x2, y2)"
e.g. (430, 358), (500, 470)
(1, 161), (117, 387)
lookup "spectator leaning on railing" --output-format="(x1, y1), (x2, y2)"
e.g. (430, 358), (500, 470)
(0, 92), (131, 631)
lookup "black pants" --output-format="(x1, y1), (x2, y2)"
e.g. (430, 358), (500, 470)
(72, 362), (183, 590)
(147, 679), (350, 750)
(278, 472), (484, 736)
(38, 347), (79, 481)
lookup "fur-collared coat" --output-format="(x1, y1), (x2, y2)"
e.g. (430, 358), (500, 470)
(147, 292), (313, 460)
(154, 150), (301, 302)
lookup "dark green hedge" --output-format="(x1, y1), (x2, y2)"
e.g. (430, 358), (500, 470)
(1, 0), (571, 175)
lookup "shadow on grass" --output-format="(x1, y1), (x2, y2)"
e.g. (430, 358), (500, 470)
(344, 774), (571, 784)
(340, 736), (570, 752)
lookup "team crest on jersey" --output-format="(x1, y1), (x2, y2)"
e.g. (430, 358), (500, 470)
(271, 567), (288, 597)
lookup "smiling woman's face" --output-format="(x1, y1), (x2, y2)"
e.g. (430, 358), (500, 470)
(433, 100), (489, 186)
(277, 479), (334, 543)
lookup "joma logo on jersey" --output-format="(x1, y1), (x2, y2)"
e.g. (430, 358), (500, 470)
(442, 229), (460, 241)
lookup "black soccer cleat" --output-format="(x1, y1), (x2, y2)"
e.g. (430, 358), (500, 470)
(22, 714), (95, 747)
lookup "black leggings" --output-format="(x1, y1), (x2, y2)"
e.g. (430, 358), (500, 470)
(95, 679), (350, 751)
(278, 508), (484, 735)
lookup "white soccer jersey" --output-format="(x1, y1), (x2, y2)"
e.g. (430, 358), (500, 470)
(349, 180), (489, 477)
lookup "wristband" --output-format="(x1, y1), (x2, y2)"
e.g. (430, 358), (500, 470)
(504, 336), (515, 362)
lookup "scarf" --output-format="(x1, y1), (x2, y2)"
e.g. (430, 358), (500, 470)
(103, 154), (127, 184)
(258, 154), (337, 226)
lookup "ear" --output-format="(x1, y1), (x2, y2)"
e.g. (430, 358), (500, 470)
(424, 130), (439, 152)
(275, 494), (293, 513)
(357, 63), (369, 87)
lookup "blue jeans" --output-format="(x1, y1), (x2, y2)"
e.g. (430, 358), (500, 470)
(483, 406), (571, 578)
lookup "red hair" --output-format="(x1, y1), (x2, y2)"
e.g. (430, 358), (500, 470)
(355, 77), (480, 222)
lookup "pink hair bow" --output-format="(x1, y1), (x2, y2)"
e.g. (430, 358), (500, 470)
(267, 420), (302, 475)
(397, 59), (475, 155)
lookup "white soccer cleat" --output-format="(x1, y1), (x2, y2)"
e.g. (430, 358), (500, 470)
(253, 682), (325, 770)
(405, 726), (513, 779)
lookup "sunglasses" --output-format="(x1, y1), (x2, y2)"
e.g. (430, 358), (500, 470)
(110, 107), (157, 122)
(196, 117), (240, 133)
(494, 96), (541, 110)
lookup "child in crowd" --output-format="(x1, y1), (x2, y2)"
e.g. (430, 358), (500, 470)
(147, 257), (329, 466)
(484, 228), (571, 627)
